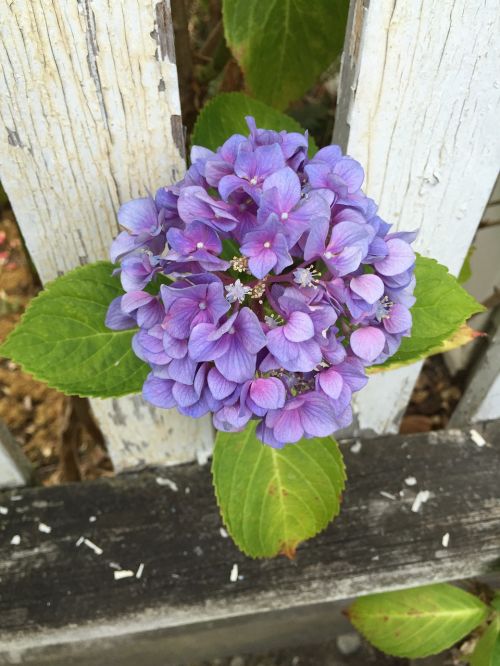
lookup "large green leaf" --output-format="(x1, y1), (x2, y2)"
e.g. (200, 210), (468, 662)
(470, 617), (500, 666)
(223, 0), (349, 109)
(373, 255), (485, 372)
(191, 92), (317, 154)
(0, 262), (148, 398)
(348, 584), (489, 659)
(212, 422), (345, 558)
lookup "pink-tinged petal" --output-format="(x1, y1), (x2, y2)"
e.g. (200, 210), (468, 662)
(262, 167), (301, 211)
(383, 304), (412, 334)
(318, 368), (343, 399)
(284, 311), (314, 342)
(327, 246), (363, 277)
(304, 162), (330, 188)
(350, 326), (386, 362)
(350, 274), (385, 304)
(272, 407), (304, 443)
(215, 341), (256, 383)
(374, 238), (415, 276)
(304, 217), (329, 260)
(207, 367), (237, 400)
(300, 395), (337, 437)
(121, 290), (155, 313)
(143, 375), (176, 409)
(118, 198), (158, 235)
(250, 378), (286, 410)
(190, 145), (214, 163)
(256, 421), (286, 448)
(248, 249), (277, 279)
(330, 220), (370, 250)
(335, 358), (368, 392)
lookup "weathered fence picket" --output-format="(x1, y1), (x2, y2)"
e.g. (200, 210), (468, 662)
(0, 0), (213, 472)
(334, 0), (500, 435)
(0, 419), (32, 488)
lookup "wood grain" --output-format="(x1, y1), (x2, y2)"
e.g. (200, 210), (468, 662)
(0, 422), (499, 664)
(0, 1), (214, 470)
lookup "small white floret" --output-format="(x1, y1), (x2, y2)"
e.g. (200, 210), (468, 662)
(230, 563), (239, 583)
(10, 535), (21, 546)
(38, 522), (52, 534)
(470, 429), (486, 447)
(411, 490), (430, 513)
(442, 532), (450, 548)
(404, 476), (417, 486)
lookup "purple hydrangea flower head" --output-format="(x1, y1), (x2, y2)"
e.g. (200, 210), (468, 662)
(107, 116), (416, 447)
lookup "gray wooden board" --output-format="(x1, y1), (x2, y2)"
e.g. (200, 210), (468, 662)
(0, 423), (499, 665)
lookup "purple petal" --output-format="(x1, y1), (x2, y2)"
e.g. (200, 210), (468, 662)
(350, 274), (385, 304)
(383, 304), (412, 334)
(300, 394), (337, 437)
(350, 326), (386, 362)
(248, 249), (277, 279)
(374, 239), (415, 276)
(110, 231), (138, 263)
(105, 296), (136, 330)
(215, 339), (256, 383)
(118, 198), (159, 235)
(172, 381), (199, 408)
(235, 308), (267, 354)
(262, 167), (301, 212)
(270, 403), (304, 443)
(188, 323), (229, 361)
(284, 311), (314, 342)
(333, 158), (364, 192)
(143, 375), (176, 409)
(207, 367), (237, 400)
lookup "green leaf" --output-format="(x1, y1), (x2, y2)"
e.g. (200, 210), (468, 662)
(0, 262), (148, 398)
(373, 255), (485, 372)
(212, 421), (345, 558)
(348, 583), (489, 659)
(191, 92), (317, 154)
(491, 593), (500, 612)
(458, 245), (475, 284)
(223, 0), (349, 109)
(470, 617), (500, 666)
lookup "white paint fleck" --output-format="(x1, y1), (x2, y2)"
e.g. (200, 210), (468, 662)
(10, 535), (21, 545)
(10, 495), (22, 501)
(89, 516), (97, 522)
(405, 476), (417, 486)
(220, 528), (228, 538)
(185, 486), (190, 494)
(196, 449), (211, 466)
(113, 569), (135, 581)
(38, 522), (51, 534)
(0, 506), (8, 515)
(442, 532), (450, 548)
(155, 477), (178, 492)
(371, 554), (380, 561)
(109, 562), (122, 570)
(350, 441), (362, 454)
(230, 563), (239, 583)
(75, 536), (84, 547)
(379, 491), (397, 500)
(411, 490), (431, 513)
(470, 429), (486, 447)
(136, 563), (145, 579)
(83, 538), (103, 555)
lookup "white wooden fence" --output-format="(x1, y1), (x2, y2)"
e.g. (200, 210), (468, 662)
(0, 0), (499, 486)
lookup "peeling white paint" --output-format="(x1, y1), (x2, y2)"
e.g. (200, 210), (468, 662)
(0, 1), (214, 470)
(335, 0), (500, 435)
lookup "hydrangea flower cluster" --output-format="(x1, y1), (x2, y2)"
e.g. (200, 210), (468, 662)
(106, 117), (416, 447)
